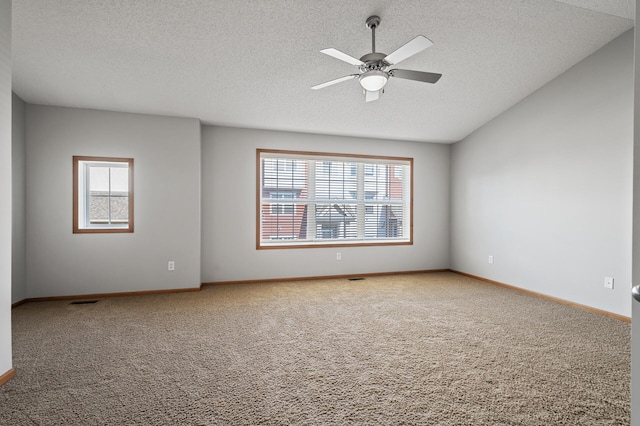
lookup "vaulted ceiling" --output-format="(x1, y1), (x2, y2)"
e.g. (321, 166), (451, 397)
(11, 1), (634, 143)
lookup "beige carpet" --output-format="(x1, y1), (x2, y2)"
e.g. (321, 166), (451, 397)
(0, 272), (630, 425)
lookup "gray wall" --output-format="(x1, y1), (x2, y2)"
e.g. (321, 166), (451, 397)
(631, 3), (639, 424)
(12, 93), (26, 304)
(0, 0), (12, 377)
(25, 105), (201, 297)
(201, 126), (450, 282)
(451, 30), (633, 317)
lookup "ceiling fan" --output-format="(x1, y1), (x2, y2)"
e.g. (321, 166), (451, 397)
(312, 15), (442, 102)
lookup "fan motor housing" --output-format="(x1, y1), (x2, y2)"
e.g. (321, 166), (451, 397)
(359, 52), (388, 72)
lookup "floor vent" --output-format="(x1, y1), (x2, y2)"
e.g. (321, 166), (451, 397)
(70, 300), (99, 305)
(348, 277), (365, 281)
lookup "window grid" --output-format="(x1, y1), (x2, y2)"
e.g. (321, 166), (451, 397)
(84, 162), (129, 226)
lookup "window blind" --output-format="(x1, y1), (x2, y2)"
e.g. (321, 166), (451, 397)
(258, 149), (412, 248)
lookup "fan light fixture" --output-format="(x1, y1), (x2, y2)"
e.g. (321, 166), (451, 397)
(359, 70), (388, 92)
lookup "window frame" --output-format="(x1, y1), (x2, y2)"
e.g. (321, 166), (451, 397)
(73, 156), (134, 234)
(257, 149), (413, 249)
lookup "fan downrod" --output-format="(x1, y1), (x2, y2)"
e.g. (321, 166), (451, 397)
(365, 15), (381, 53)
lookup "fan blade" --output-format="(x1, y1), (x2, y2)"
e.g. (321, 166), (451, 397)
(384, 35), (433, 65)
(320, 48), (364, 66)
(389, 69), (442, 84)
(311, 74), (359, 90)
(365, 90), (379, 102)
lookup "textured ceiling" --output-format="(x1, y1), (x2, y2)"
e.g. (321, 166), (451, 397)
(11, 0), (634, 143)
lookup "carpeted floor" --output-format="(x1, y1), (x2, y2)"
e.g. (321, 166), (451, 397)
(0, 272), (630, 425)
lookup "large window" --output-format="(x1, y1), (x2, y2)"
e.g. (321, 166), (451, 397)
(73, 156), (134, 233)
(257, 149), (412, 248)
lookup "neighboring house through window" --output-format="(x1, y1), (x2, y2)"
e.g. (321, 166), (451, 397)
(257, 149), (412, 248)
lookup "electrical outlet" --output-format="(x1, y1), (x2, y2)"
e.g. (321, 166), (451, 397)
(488, 255), (494, 264)
(336, 252), (342, 261)
(168, 261), (175, 271)
(604, 276), (614, 289)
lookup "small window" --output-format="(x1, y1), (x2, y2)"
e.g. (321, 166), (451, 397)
(73, 156), (134, 233)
